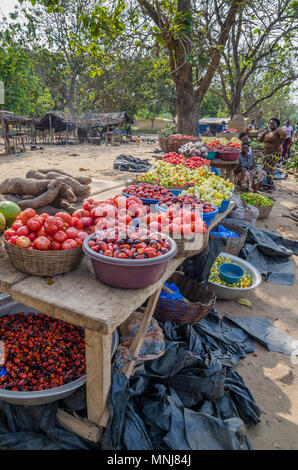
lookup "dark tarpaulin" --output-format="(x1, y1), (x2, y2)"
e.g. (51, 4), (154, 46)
(101, 311), (261, 451)
(113, 155), (152, 173)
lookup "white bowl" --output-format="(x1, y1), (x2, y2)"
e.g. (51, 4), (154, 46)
(207, 252), (262, 300)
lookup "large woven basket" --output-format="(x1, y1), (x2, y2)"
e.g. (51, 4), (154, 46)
(158, 135), (195, 154)
(3, 239), (84, 276)
(173, 232), (209, 258)
(155, 271), (216, 325)
(209, 220), (247, 256)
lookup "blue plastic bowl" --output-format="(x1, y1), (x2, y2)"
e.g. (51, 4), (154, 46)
(211, 167), (220, 176)
(207, 151), (217, 160)
(122, 191), (159, 206)
(219, 263), (245, 284)
(218, 199), (231, 213)
(156, 202), (218, 227)
(170, 189), (182, 196)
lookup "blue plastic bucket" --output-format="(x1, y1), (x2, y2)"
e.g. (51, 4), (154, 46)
(211, 167), (220, 176)
(207, 151), (217, 160)
(219, 263), (245, 284)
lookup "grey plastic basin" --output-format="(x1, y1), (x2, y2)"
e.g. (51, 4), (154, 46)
(0, 299), (119, 405)
(207, 252), (262, 300)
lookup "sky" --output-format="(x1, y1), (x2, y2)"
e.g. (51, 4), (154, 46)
(0, 0), (19, 17)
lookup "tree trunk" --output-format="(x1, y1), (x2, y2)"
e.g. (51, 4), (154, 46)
(176, 80), (197, 135)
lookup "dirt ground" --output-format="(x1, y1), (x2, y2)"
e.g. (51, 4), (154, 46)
(0, 140), (297, 450)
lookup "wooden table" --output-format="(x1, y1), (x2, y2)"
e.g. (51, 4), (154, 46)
(0, 201), (234, 442)
(105, 132), (122, 146)
(9, 135), (26, 154)
(210, 158), (239, 181)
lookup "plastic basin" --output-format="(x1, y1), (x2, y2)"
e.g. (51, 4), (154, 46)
(207, 151), (217, 160)
(156, 202), (218, 227)
(170, 189), (182, 196)
(218, 151), (240, 161)
(207, 252), (262, 300)
(83, 232), (177, 289)
(219, 263), (244, 284)
(122, 190), (159, 206)
(218, 199), (231, 213)
(0, 300), (119, 406)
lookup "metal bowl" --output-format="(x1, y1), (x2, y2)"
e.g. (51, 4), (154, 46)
(0, 300), (119, 405)
(207, 252), (262, 300)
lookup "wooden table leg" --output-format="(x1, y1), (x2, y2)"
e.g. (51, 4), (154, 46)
(85, 329), (112, 426)
(21, 135), (26, 152)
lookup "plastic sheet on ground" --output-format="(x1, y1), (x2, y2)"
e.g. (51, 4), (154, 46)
(113, 155), (152, 173)
(225, 316), (298, 355)
(101, 310), (261, 451)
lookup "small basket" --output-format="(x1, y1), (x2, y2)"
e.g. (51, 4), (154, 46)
(257, 204), (274, 219)
(154, 271), (216, 325)
(3, 239), (84, 276)
(173, 232), (209, 258)
(218, 151), (240, 161)
(210, 220), (247, 256)
(158, 135), (196, 154)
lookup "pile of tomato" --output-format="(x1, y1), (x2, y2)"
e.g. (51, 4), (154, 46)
(184, 156), (210, 169)
(163, 153), (186, 165)
(4, 208), (89, 251)
(143, 207), (207, 235)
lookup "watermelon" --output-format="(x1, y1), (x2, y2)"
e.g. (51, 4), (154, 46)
(0, 201), (21, 227)
(0, 213), (5, 233)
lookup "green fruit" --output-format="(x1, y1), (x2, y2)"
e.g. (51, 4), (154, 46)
(0, 212), (6, 233)
(0, 201), (21, 227)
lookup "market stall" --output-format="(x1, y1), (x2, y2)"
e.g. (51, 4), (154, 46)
(0, 195), (234, 442)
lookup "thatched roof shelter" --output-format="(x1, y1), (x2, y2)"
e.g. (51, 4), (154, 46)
(34, 111), (134, 133)
(0, 110), (35, 126)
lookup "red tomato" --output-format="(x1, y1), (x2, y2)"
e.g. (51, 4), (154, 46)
(11, 220), (23, 232)
(27, 217), (43, 232)
(20, 208), (36, 224)
(16, 225), (29, 237)
(80, 217), (93, 228)
(40, 213), (49, 220)
(52, 241), (61, 251)
(72, 209), (89, 219)
(44, 217), (62, 235)
(8, 236), (18, 245)
(4, 229), (16, 240)
(55, 212), (72, 224)
(77, 231), (88, 242)
(28, 232), (37, 242)
(34, 236), (51, 251)
(71, 217), (84, 230)
(62, 239), (77, 250)
(16, 236), (31, 248)
(53, 230), (68, 243)
(65, 227), (78, 239)
(37, 226), (47, 237)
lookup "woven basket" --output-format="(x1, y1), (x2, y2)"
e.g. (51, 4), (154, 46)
(257, 204), (274, 219)
(158, 135), (195, 154)
(210, 220), (247, 256)
(155, 271), (216, 325)
(172, 232), (209, 258)
(3, 239), (84, 276)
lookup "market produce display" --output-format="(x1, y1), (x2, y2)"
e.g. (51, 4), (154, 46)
(88, 229), (172, 259)
(3, 208), (89, 250)
(240, 193), (273, 207)
(142, 206), (207, 235)
(158, 194), (216, 213)
(163, 153), (186, 165)
(178, 141), (208, 159)
(123, 183), (172, 201)
(134, 160), (212, 187)
(0, 312), (85, 391)
(201, 137), (241, 151)
(181, 176), (234, 207)
(0, 169), (91, 215)
(209, 256), (252, 288)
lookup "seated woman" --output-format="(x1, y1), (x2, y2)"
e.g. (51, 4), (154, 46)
(234, 143), (266, 192)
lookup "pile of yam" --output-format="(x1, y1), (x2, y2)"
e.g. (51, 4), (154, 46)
(0, 169), (91, 215)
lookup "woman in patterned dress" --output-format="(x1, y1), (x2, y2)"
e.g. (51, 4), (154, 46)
(258, 118), (287, 192)
(234, 143), (266, 192)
